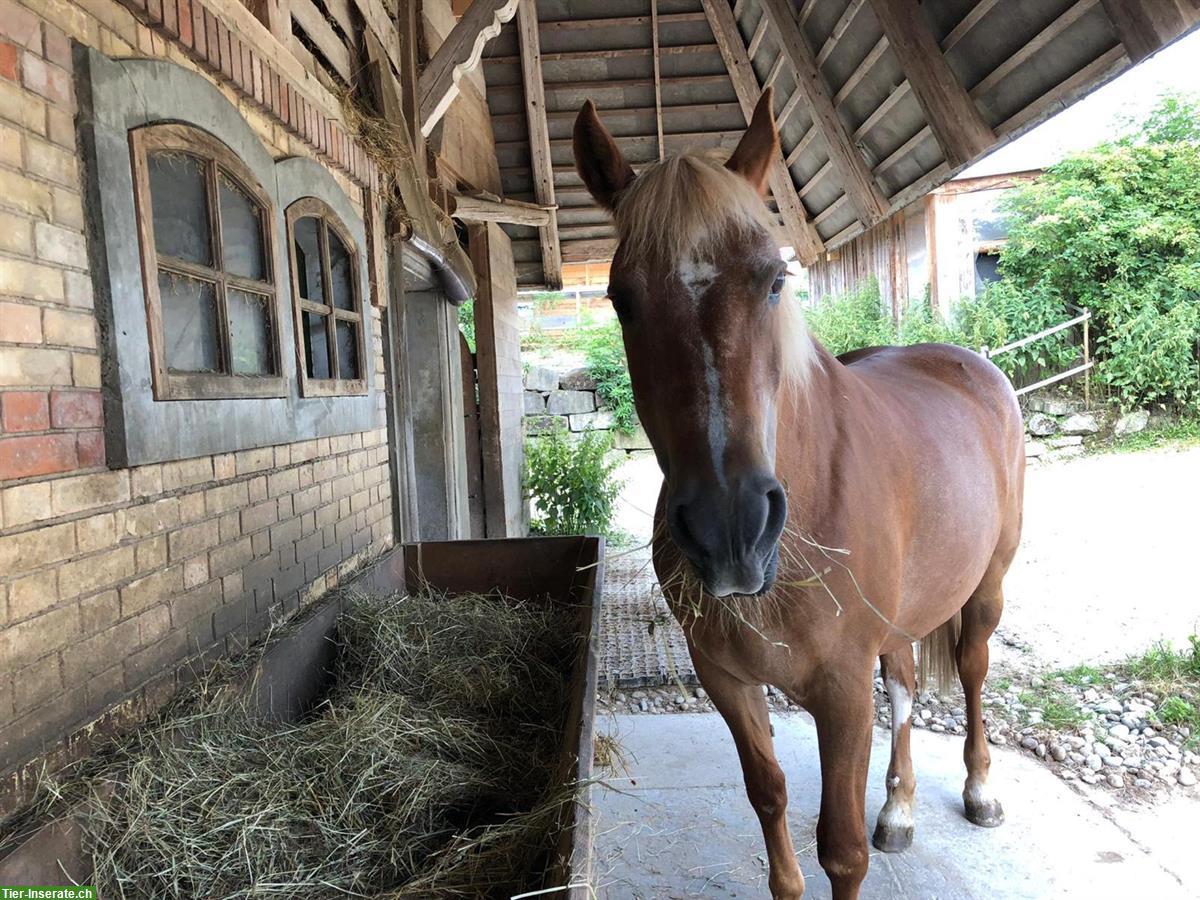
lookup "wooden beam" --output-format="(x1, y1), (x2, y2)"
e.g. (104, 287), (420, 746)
(868, 0), (995, 167)
(700, 0), (824, 263)
(747, 15), (769, 59)
(418, 0), (519, 136)
(450, 193), (553, 226)
(970, 0), (1098, 100)
(815, 0), (866, 68)
(1100, 0), (1185, 62)
(540, 11), (706, 30)
(291, 0), (354, 82)
(517, 0), (564, 289)
(761, 0), (887, 225)
(651, 0), (666, 160)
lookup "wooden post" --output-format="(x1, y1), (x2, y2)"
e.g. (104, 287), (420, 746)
(651, 0), (665, 160)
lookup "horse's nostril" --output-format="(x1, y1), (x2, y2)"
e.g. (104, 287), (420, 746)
(761, 482), (788, 549)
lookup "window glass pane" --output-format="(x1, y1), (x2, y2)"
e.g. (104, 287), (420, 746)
(148, 151), (212, 266)
(304, 311), (331, 379)
(219, 173), (267, 282)
(229, 289), (274, 375)
(336, 319), (360, 380)
(159, 271), (219, 372)
(293, 217), (324, 302)
(328, 229), (354, 310)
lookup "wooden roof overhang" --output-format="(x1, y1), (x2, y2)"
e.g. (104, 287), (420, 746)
(477, 0), (1200, 289)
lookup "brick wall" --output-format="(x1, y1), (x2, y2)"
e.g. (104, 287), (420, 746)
(0, 0), (396, 809)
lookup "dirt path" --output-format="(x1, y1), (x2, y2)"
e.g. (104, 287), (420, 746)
(999, 445), (1200, 671)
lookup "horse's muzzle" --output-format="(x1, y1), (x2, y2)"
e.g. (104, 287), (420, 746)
(666, 475), (787, 598)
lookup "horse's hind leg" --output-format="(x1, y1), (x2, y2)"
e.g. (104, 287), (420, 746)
(958, 567), (1006, 827)
(873, 647), (916, 852)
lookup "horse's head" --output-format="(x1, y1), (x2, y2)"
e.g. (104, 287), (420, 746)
(573, 90), (808, 598)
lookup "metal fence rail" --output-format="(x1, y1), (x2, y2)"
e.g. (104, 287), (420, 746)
(982, 306), (1093, 403)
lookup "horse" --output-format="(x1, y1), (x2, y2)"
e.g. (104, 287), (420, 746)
(573, 88), (1025, 900)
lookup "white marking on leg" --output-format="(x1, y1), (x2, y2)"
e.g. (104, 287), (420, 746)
(877, 797), (914, 830)
(885, 676), (912, 747)
(964, 778), (997, 807)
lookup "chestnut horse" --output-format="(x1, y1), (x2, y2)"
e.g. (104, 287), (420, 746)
(574, 89), (1024, 899)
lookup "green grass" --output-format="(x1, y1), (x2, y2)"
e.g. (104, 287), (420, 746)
(1018, 687), (1091, 729)
(1101, 417), (1200, 454)
(1049, 663), (1104, 686)
(1118, 636), (1200, 749)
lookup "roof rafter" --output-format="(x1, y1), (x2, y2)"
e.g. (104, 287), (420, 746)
(867, 0), (995, 168)
(418, 0), (518, 136)
(760, 0), (888, 226)
(700, 0), (824, 264)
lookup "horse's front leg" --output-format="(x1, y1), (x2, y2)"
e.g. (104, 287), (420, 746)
(812, 671), (875, 900)
(692, 654), (804, 900)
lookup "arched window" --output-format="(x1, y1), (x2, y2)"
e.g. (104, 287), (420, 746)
(286, 198), (367, 397)
(130, 124), (283, 399)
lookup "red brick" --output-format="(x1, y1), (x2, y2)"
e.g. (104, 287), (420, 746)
(239, 41), (251, 92)
(1, 391), (49, 432)
(277, 76), (288, 123)
(0, 302), (42, 344)
(42, 24), (71, 72)
(0, 0), (42, 54)
(229, 34), (243, 88)
(50, 390), (103, 428)
(178, 0), (193, 48)
(162, 0), (179, 38)
(146, 0), (164, 26)
(217, 22), (233, 79)
(0, 433), (76, 480)
(191, 0), (206, 58)
(21, 52), (70, 106)
(204, 9), (219, 69)
(76, 430), (105, 467)
(250, 52), (263, 104)
(0, 39), (17, 82)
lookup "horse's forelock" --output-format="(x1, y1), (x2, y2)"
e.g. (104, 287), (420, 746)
(612, 151), (817, 392)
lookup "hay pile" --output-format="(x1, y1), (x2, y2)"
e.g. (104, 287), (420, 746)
(49, 591), (579, 898)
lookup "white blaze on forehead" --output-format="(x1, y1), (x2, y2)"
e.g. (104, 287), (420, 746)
(701, 342), (728, 488)
(885, 676), (912, 746)
(677, 256), (718, 303)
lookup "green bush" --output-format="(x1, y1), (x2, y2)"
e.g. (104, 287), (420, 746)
(524, 429), (622, 536)
(457, 299), (475, 352)
(574, 321), (638, 434)
(994, 93), (1200, 408)
(898, 289), (955, 345)
(804, 278), (897, 355)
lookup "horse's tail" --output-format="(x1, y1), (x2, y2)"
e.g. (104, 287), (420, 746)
(917, 611), (961, 695)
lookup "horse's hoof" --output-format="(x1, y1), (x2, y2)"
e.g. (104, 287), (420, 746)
(872, 821), (914, 852)
(964, 795), (1005, 827)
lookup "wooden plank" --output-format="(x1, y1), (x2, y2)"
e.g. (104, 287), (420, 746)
(291, 0), (354, 82)
(942, 0), (1002, 52)
(562, 238), (618, 263)
(763, 52), (786, 90)
(834, 35), (887, 105)
(349, 0), (405, 75)
(487, 73), (731, 96)
(450, 193), (553, 226)
(700, 0), (824, 263)
(518, 0), (564, 289)
(540, 11), (706, 30)
(996, 44), (1127, 136)
(970, 0), (1098, 100)
(418, 0), (519, 136)
(867, 0), (995, 167)
(777, 84), (804, 125)
(798, 159), (833, 198)
(490, 101), (742, 126)
(651, 0), (666, 160)
(785, 123), (819, 167)
(747, 14), (769, 59)
(815, 0), (866, 68)
(761, 0), (887, 224)
(486, 43), (718, 64)
(1100, 0), (1187, 61)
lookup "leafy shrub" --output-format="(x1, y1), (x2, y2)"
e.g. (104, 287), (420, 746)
(994, 93), (1200, 408)
(897, 290), (955, 345)
(574, 321), (638, 434)
(804, 278), (897, 355)
(950, 280), (1078, 380)
(524, 429), (622, 536)
(457, 299), (475, 352)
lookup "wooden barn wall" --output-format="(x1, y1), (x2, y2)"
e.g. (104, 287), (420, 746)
(807, 212), (911, 320)
(423, 0), (503, 194)
(469, 224), (526, 539)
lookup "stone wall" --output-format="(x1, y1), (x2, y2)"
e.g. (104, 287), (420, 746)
(1022, 395), (1151, 462)
(521, 364), (651, 450)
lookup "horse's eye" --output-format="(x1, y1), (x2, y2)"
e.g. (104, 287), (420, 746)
(768, 274), (786, 306)
(608, 290), (631, 322)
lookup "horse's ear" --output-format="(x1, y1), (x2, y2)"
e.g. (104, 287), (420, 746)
(573, 100), (636, 212)
(726, 87), (779, 196)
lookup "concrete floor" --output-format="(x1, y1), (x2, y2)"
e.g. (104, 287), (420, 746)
(592, 712), (1194, 899)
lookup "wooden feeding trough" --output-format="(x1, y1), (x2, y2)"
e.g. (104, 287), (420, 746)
(0, 535), (603, 898)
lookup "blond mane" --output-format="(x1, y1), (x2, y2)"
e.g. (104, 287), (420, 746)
(611, 150), (818, 389)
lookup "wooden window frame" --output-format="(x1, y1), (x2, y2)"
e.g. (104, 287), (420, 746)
(285, 197), (369, 398)
(130, 123), (286, 400)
